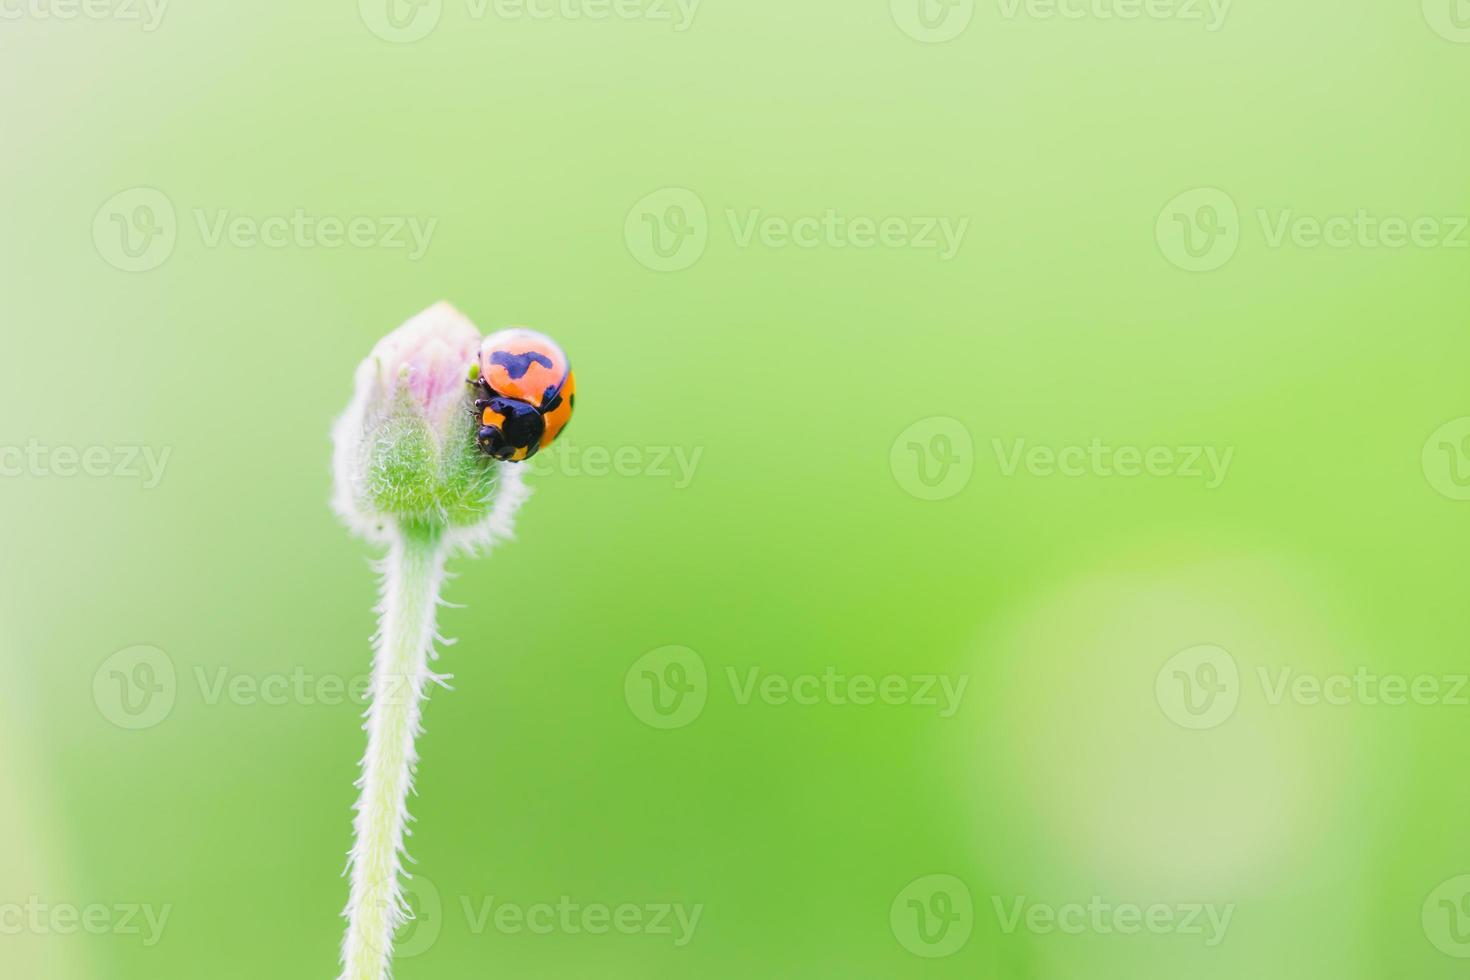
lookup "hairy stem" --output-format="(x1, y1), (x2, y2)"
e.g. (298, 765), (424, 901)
(340, 521), (447, 980)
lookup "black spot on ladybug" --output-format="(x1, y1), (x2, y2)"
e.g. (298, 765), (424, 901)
(501, 401), (545, 446)
(490, 350), (554, 380)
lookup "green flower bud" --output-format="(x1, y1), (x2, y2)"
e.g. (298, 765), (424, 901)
(331, 303), (528, 546)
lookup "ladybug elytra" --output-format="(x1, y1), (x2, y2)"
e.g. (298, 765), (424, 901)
(469, 328), (575, 462)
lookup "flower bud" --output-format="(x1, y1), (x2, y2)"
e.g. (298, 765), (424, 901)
(332, 303), (528, 544)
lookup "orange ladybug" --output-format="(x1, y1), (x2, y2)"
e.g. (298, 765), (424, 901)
(469, 328), (575, 462)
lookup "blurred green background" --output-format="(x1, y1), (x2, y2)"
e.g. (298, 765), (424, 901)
(3, 0), (1470, 977)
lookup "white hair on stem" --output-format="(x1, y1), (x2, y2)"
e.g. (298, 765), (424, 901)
(338, 521), (446, 980)
(336, 480), (527, 980)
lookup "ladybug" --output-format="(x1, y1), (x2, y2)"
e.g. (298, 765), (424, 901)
(469, 328), (575, 462)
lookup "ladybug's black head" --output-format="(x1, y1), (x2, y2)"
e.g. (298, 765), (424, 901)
(476, 396), (545, 462)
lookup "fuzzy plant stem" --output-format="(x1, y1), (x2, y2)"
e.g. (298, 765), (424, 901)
(340, 520), (449, 980)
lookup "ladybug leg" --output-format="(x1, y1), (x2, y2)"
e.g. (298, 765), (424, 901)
(471, 377), (500, 417)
